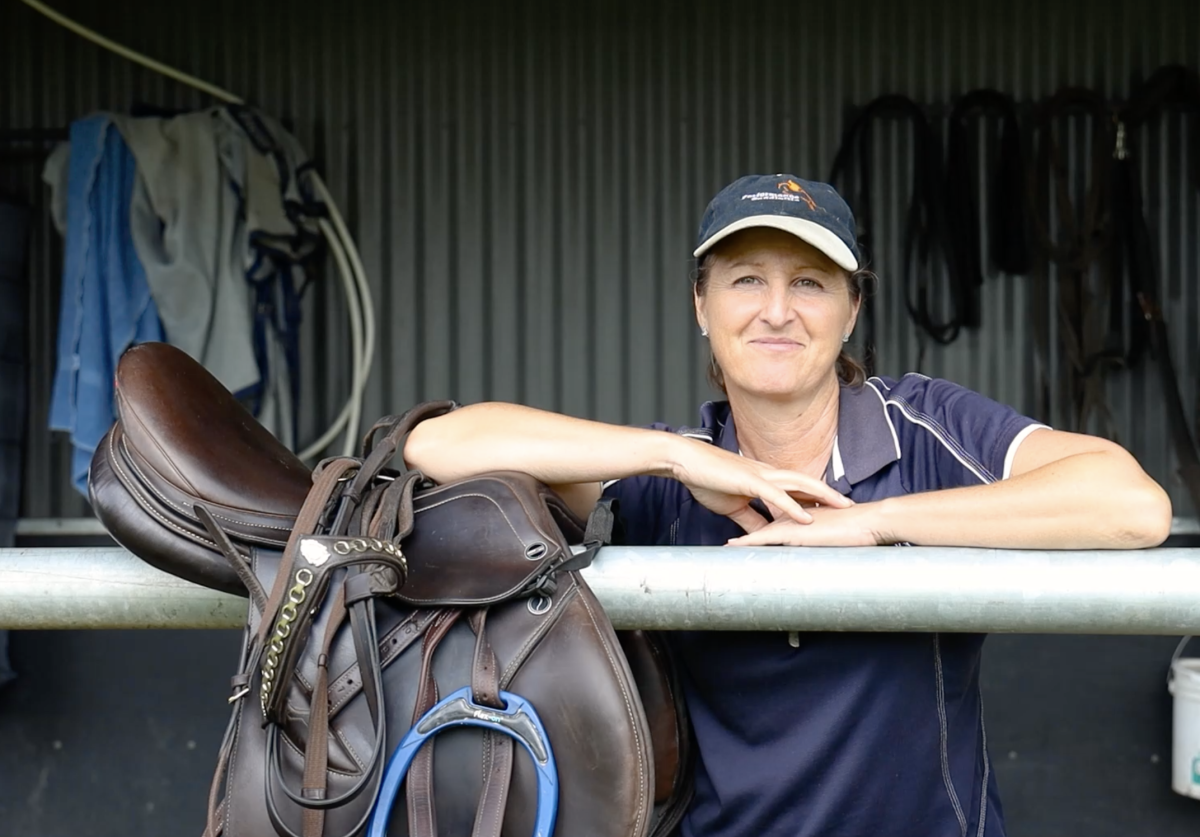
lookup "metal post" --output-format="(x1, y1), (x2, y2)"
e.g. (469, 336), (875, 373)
(1, 545), (1199, 633)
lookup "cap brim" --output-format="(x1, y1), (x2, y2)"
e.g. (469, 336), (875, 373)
(692, 216), (859, 271)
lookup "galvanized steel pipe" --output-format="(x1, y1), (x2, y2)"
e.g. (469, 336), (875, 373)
(1, 545), (1199, 634)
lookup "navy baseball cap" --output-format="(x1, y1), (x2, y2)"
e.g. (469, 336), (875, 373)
(693, 174), (861, 271)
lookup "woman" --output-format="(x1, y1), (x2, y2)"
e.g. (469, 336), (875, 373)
(404, 173), (1172, 837)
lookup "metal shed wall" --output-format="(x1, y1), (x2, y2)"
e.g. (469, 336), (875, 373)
(3, 0), (1199, 517)
(3, 4), (1200, 836)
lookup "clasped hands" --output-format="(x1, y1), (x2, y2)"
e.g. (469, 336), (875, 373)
(671, 442), (892, 547)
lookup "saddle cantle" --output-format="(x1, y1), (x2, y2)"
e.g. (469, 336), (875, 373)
(89, 342), (311, 596)
(88, 342), (693, 837)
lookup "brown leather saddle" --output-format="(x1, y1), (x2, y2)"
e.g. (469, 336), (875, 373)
(88, 342), (692, 837)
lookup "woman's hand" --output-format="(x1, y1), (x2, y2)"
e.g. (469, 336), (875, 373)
(670, 438), (853, 534)
(725, 504), (892, 547)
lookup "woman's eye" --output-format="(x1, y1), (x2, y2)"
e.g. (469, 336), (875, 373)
(795, 277), (823, 290)
(732, 275), (760, 286)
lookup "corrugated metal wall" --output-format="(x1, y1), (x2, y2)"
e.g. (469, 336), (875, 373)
(2, 0), (1198, 517)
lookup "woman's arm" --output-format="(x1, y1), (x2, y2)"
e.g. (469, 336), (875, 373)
(405, 402), (676, 486)
(729, 428), (1173, 549)
(875, 429), (1172, 548)
(403, 401), (852, 530)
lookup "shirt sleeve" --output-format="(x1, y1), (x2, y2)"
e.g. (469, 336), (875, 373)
(890, 376), (1050, 487)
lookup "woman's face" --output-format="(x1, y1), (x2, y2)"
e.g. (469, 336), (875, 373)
(695, 227), (860, 400)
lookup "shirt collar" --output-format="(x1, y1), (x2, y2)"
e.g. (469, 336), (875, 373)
(833, 381), (901, 487)
(703, 382), (900, 491)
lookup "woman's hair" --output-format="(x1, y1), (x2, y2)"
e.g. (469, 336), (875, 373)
(692, 249), (873, 392)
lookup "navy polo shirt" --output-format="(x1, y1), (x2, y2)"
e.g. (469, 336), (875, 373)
(602, 374), (1048, 837)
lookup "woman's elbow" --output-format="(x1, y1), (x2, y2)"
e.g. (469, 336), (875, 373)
(401, 412), (465, 477)
(401, 402), (512, 480)
(1114, 476), (1173, 549)
(401, 420), (434, 470)
(1076, 443), (1173, 548)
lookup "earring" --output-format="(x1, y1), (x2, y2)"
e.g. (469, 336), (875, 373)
(842, 333), (850, 343)
(701, 326), (709, 337)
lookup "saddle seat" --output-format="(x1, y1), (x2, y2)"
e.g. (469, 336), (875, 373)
(89, 342), (312, 594)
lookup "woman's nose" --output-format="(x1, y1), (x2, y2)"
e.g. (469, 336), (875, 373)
(760, 283), (793, 326)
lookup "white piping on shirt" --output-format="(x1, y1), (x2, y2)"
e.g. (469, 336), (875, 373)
(934, 634), (970, 837)
(976, 694), (991, 837)
(1003, 424), (1050, 480)
(863, 380), (903, 460)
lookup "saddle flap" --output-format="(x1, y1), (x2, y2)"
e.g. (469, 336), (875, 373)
(393, 472), (572, 607)
(114, 341), (312, 517)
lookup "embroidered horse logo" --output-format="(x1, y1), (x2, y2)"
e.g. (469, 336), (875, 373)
(777, 179), (818, 211)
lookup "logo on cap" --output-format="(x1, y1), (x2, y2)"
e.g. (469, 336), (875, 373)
(777, 179), (818, 211)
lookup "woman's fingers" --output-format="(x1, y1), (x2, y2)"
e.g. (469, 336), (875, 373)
(727, 505), (781, 533)
(726, 525), (799, 546)
(763, 471), (854, 508)
(726, 506), (883, 548)
(679, 448), (851, 526)
(758, 486), (816, 525)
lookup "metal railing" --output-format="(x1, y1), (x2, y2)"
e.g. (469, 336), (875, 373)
(15, 515), (1200, 538)
(2, 544), (1199, 634)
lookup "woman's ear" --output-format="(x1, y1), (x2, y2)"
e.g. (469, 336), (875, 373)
(846, 289), (862, 337)
(693, 287), (708, 334)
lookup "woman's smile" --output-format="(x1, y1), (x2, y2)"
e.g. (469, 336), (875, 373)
(748, 336), (803, 351)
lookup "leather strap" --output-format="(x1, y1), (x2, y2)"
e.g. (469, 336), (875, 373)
(349, 598), (384, 732)
(471, 732), (514, 837)
(349, 489), (381, 546)
(1026, 86), (1120, 435)
(469, 610), (502, 709)
(257, 460), (356, 651)
(552, 496), (623, 578)
(203, 719), (235, 837)
(300, 585), (348, 837)
(829, 94), (967, 371)
(1111, 65), (1200, 514)
(261, 452), (396, 837)
(265, 596), (388, 837)
(346, 401), (457, 509)
(1024, 71), (1200, 516)
(945, 89), (1032, 285)
(583, 496), (621, 549)
(368, 470), (424, 543)
(194, 504), (267, 612)
(260, 532), (407, 724)
(468, 609), (515, 837)
(406, 609), (463, 837)
(361, 400), (459, 460)
(325, 610), (441, 715)
(368, 478), (405, 542)
(204, 798), (226, 837)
